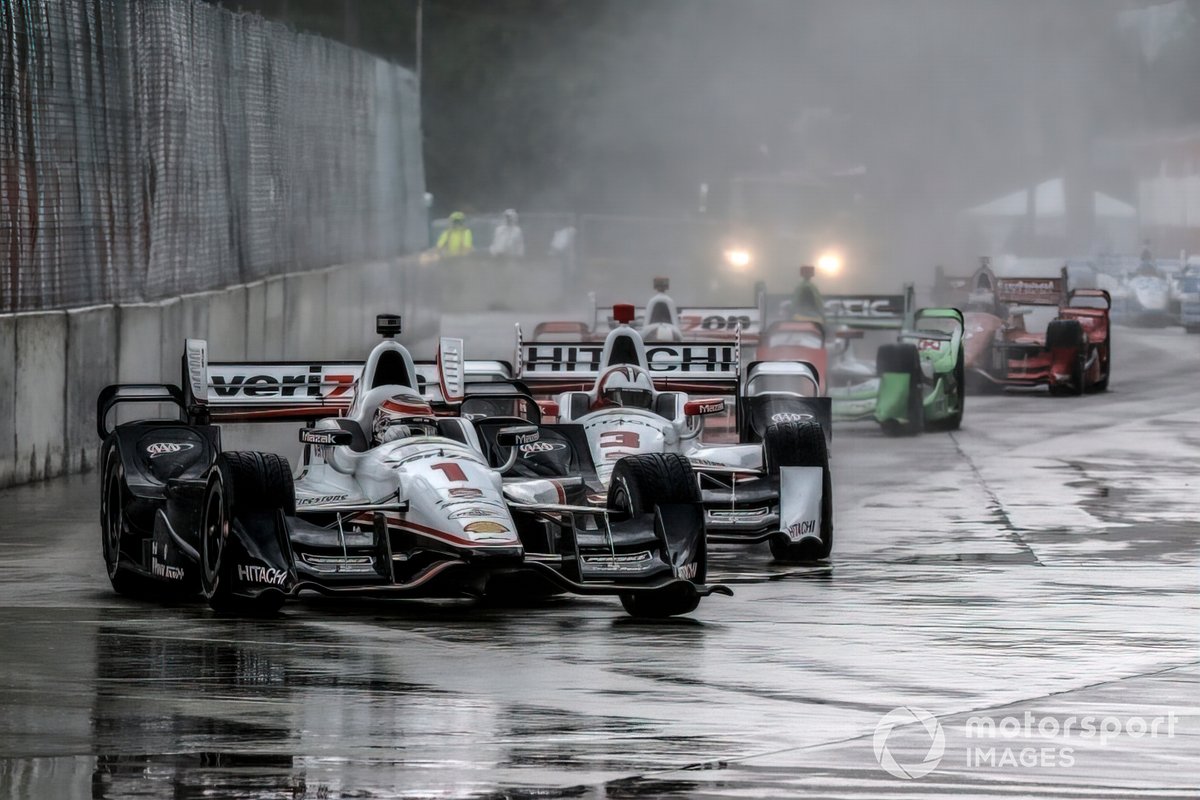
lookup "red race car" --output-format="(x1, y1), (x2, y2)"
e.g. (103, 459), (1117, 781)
(961, 267), (1111, 395)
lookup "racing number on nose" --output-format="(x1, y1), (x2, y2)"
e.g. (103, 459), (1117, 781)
(432, 462), (468, 482)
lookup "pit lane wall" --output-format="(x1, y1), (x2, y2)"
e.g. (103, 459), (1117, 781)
(0, 257), (439, 489)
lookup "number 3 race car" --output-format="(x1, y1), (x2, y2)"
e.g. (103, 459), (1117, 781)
(97, 315), (730, 618)
(515, 303), (833, 561)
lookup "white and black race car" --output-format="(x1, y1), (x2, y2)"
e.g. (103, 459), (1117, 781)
(515, 304), (833, 561)
(97, 315), (730, 618)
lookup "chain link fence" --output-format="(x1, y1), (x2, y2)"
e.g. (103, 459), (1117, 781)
(1, 0), (425, 312)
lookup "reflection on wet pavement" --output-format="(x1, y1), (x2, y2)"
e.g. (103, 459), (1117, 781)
(0, 325), (1198, 798)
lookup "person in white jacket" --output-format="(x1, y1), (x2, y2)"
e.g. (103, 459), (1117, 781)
(489, 209), (525, 258)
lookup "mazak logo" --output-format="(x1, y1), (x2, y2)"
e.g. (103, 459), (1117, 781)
(146, 442), (194, 458)
(237, 564), (287, 585)
(874, 706), (946, 779)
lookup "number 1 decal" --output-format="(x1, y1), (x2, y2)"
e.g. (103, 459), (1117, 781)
(432, 462), (468, 482)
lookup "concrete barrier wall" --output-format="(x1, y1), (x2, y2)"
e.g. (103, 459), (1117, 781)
(14, 312), (68, 484)
(0, 255), (439, 490)
(0, 316), (17, 486)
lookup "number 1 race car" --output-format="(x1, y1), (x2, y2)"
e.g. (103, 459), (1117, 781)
(516, 303), (833, 561)
(97, 315), (730, 618)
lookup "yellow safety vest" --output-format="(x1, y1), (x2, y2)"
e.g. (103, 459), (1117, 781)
(437, 227), (474, 256)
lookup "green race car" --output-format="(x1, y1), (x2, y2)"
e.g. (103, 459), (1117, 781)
(830, 307), (965, 436)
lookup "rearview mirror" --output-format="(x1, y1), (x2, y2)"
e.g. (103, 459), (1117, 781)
(495, 425), (539, 447)
(683, 399), (725, 416)
(300, 428), (354, 447)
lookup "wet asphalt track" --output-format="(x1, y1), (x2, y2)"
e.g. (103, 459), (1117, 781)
(0, 322), (1197, 799)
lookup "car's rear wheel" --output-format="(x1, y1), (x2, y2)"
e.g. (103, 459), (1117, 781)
(609, 454), (705, 618)
(763, 421), (833, 561)
(1092, 330), (1111, 392)
(201, 452), (292, 616)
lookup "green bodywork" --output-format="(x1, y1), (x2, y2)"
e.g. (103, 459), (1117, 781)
(831, 307), (964, 428)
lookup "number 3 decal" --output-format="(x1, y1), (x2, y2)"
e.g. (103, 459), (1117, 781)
(600, 431), (640, 449)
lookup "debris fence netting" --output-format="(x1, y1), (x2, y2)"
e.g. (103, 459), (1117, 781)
(1, 0), (425, 312)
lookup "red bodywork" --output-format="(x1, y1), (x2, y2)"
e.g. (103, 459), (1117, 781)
(755, 320), (828, 393)
(962, 280), (1110, 393)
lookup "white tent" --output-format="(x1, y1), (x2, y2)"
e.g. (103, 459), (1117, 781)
(963, 178), (1138, 253)
(965, 178), (1136, 220)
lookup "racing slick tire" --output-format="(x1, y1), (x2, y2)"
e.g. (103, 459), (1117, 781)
(876, 343), (925, 436)
(201, 452), (293, 616)
(1093, 329), (1111, 393)
(763, 420), (833, 561)
(100, 443), (163, 598)
(608, 454), (705, 618)
(1046, 320), (1086, 397)
(925, 345), (965, 432)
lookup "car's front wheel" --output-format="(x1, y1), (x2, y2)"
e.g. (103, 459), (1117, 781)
(609, 453), (705, 618)
(763, 420), (833, 561)
(201, 452), (292, 616)
(100, 444), (160, 598)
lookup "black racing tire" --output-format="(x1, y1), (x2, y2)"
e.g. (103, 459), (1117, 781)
(609, 454), (704, 618)
(1092, 330), (1110, 392)
(201, 451), (293, 615)
(925, 345), (965, 432)
(1050, 348), (1086, 397)
(100, 443), (161, 598)
(762, 421), (834, 561)
(1045, 319), (1085, 350)
(876, 343), (925, 436)
(1047, 319), (1086, 397)
(607, 453), (701, 516)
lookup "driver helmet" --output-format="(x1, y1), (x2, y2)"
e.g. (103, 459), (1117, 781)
(372, 393), (437, 446)
(595, 365), (655, 409)
(800, 264), (816, 280)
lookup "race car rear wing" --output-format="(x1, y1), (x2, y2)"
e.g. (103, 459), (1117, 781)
(515, 324), (742, 394)
(994, 277), (1065, 306)
(181, 337), (510, 420)
(760, 287), (911, 330)
(591, 301), (763, 337)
